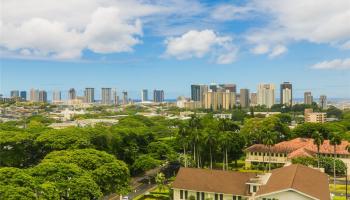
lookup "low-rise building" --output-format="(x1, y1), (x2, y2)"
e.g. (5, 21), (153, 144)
(172, 164), (330, 200)
(245, 137), (350, 174)
(304, 109), (326, 123)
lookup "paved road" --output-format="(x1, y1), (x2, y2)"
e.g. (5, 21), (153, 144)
(127, 183), (157, 199)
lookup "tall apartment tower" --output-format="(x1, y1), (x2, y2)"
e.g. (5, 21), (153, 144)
(153, 90), (164, 103)
(304, 92), (313, 105)
(240, 89), (250, 108)
(101, 88), (112, 105)
(20, 91), (27, 101)
(112, 89), (118, 105)
(30, 89), (40, 102)
(84, 88), (95, 103)
(319, 95), (327, 110)
(250, 93), (257, 106)
(68, 88), (76, 100)
(10, 90), (19, 98)
(257, 83), (275, 108)
(39, 90), (47, 103)
(122, 91), (128, 105)
(141, 89), (148, 102)
(191, 85), (208, 102)
(219, 84), (237, 93)
(280, 82), (293, 106)
(52, 90), (61, 102)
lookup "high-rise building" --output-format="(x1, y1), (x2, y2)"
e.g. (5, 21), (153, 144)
(191, 84), (208, 102)
(304, 92), (313, 105)
(20, 91), (27, 101)
(257, 83), (275, 108)
(203, 89), (236, 110)
(122, 91), (128, 105)
(319, 95), (327, 110)
(141, 89), (148, 102)
(39, 90), (47, 103)
(84, 88), (95, 103)
(52, 90), (61, 103)
(101, 88), (112, 105)
(280, 82), (293, 106)
(219, 84), (237, 93)
(10, 90), (19, 98)
(112, 89), (118, 105)
(209, 84), (218, 92)
(68, 88), (76, 100)
(153, 90), (164, 103)
(240, 89), (250, 108)
(250, 93), (257, 106)
(30, 89), (40, 102)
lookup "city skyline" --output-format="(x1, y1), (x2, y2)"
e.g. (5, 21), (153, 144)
(0, 0), (349, 99)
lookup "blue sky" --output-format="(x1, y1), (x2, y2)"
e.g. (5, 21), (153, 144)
(1, 0), (350, 99)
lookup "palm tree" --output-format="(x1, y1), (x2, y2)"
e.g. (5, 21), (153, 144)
(203, 129), (217, 169)
(312, 131), (324, 169)
(263, 131), (277, 172)
(178, 124), (189, 167)
(189, 115), (202, 168)
(330, 132), (342, 189)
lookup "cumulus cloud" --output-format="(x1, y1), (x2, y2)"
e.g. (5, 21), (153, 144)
(268, 45), (287, 58)
(312, 58), (350, 70)
(246, 0), (350, 57)
(0, 0), (193, 60)
(164, 30), (237, 64)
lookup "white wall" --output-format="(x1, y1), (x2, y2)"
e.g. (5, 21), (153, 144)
(256, 190), (314, 200)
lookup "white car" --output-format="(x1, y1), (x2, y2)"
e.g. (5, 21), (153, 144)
(122, 196), (129, 200)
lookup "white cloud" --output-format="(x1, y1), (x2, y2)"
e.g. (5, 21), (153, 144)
(0, 0), (191, 60)
(268, 45), (287, 58)
(164, 30), (237, 64)
(251, 44), (270, 54)
(312, 58), (350, 70)
(246, 0), (350, 56)
(211, 4), (253, 21)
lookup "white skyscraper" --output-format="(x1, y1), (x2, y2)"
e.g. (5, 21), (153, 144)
(52, 90), (62, 103)
(257, 83), (275, 108)
(30, 88), (40, 102)
(101, 88), (112, 105)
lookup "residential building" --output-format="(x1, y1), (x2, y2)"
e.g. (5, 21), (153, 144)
(52, 90), (61, 103)
(141, 89), (148, 102)
(304, 108), (326, 123)
(245, 137), (350, 174)
(68, 88), (76, 100)
(84, 88), (95, 103)
(219, 83), (237, 93)
(209, 84), (218, 92)
(172, 164), (330, 200)
(280, 82), (292, 106)
(191, 85), (208, 105)
(257, 84), (275, 108)
(112, 89), (118, 105)
(39, 90), (47, 103)
(20, 91), (27, 101)
(240, 89), (250, 108)
(153, 89), (164, 103)
(250, 93), (257, 106)
(319, 95), (327, 110)
(203, 89), (236, 110)
(304, 92), (313, 105)
(10, 90), (19, 98)
(30, 89), (40, 102)
(101, 88), (112, 105)
(122, 91), (128, 105)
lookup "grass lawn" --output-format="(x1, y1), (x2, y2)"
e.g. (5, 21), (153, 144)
(329, 184), (348, 193)
(333, 196), (346, 200)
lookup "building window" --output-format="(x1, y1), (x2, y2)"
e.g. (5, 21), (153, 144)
(197, 192), (200, 200)
(215, 194), (218, 200)
(185, 191), (188, 199)
(180, 190), (183, 199)
(220, 194), (223, 200)
(253, 186), (257, 192)
(201, 192), (204, 200)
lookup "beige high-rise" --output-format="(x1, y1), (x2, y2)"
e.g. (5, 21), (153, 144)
(257, 83), (275, 108)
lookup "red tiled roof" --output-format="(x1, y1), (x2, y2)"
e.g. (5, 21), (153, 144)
(256, 164), (330, 200)
(245, 137), (350, 159)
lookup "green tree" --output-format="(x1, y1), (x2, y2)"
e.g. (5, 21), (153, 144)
(312, 131), (324, 169)
(330, 132), (342, 189)
(262, 131), (277, 172)
(155, 172), (166, 192)
(131, 155), (161, 175)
